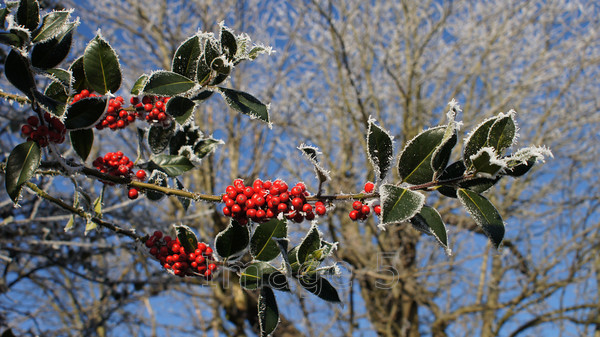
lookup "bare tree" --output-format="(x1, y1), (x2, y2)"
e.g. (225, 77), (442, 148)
(1, 0), (599, 336)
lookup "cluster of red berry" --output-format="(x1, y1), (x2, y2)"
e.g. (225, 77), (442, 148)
(70, 89), (100, 103)
(131, 96), (171, 126)
(348, 182), (381, 221)
(222, 179), (328, 225)
(91, 151), (147, 198)
(21, 113), (66, 147)
(145, 231), (217, 279)
(95, 96), (140, 130)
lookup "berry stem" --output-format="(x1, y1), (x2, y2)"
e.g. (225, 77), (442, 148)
(0, 89), (30, 105)
(25, 181), (142, 240)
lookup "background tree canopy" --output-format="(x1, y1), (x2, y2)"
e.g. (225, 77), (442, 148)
(1, 0), (599, 336)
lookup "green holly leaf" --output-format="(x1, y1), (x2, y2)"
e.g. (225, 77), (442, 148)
(463, 117), (497, 168)
(297, 224), (321, 266)
(146, 170), (168, 201)
(5, 49), (36, 98)
(379, 184), (425, 228)
(83, 35), (122, 94)
(149, 154), (195, 177)
(64, 97), (107, 130)
(148, 122), (175, 154)
(69, 56), (88, 92)
(258, 287), (279, 337)
(250, 218), (287, 261)
(174, 224), (198, 254)
(409, 206), (449, 252)
(240, 262), (289, 291)
(165, 96), (195, 125)
(143, 71), (196, 96)
(0, 32), (28, 48)
(297, 274), (341, 303)
(70, 129), (94, 161)
(367, 118), (394, 181)
(487, 111), (517, 155)
(32, 9), (73, 43)
(218, 87), (270, 125)
(457, 188), (505, 249)
(5, 141), (41, 203)
(16, 0), (39, 31)
(172, 35), (201, 79)
(398, 126), (446, 185)
(214, 219), (249, 259)
(130, 74), (148, 95)
(31, 30), (72, 70)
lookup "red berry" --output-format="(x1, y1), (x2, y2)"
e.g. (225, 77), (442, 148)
(352, 200), (363, 210)
(231, 204), (242, 213)
(80, 89), (90, 97)
(292, 197), (304, 209)
(136, 170), (147, 180)
(21, 124), (33, 135)
(361, 205), (371, 215)
(302, 203), (313, 213)
(315, 205), (326, 216)
(349, 210), (359, 221)
(374, 205), (381, 215)
(197, 242), (207, 251)
(145, 238), (155, 247)
(204, 247), (213, 255)
(364, 181), (375, 193)
(128, 188), (139, 199)
(153, 230), (163, 239)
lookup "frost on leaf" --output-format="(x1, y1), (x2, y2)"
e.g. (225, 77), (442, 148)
(469, 147), (507, 178)
(366, 117), (394, 182)
(297, 144), (331, 185)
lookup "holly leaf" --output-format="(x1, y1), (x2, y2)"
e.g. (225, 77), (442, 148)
(398, 126), (446, 185)
(297, 144), (330, 184)
(297, 224), (321, 265)
(130, 74), (148, 95)
(64, 97), (107, 130)
(148, 122), (175, 154)
(174, 224), (198, 254)
(218, 87), (270, 125)
(146, 170), (168, 201)
(165, 96), (195, 125)
(69, 56), (88, 92)
(143, 71), (196, 96)
(250, 218), (287, 261)
(16, 0), (39, 31)
(214, 219), (249, 260)
(457, 188), (505, 249)
(70, 128), (93, 161)
(258, 287), (279, 337)
(297, 274), (341, 303)
(409, 206), (449, 253)
(5, 49), (36, 98)
(31, 9), (73, 43)
(5, 141), (41, 203)
(379, 184), (425, 229)
(149, 154), (194, 177)
(31, 30), (73, 69)
(0, 32), (28, 48)
(463, 117), (497, 168)
(240, 262), (289, 291)
(83, 35), (122, 94)
(487, 111), (517, 155)
(367, 118), (394, 181)
(172, 35), (201, 79)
